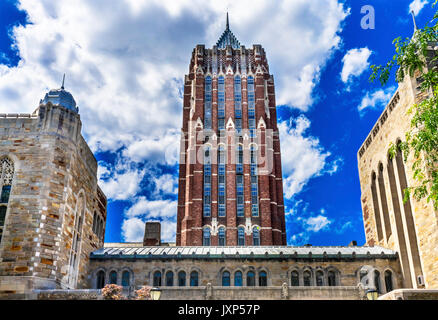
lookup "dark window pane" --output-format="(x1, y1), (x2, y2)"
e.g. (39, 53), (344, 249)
(153, 271), (162, 286)
(259, 271), (267, 286)
(97, 271), (105, 289)
(247, 271), (255, 286)
(0, 206), (6, 226)
(190, 271), (199, 287)
(291, 271), (299, 286)
(1, 185), (11, 203)
(122, 271), (130, 287)
(234, 271), (243, 286)
(222, 271), (230, 286)
(178, 271), (186, 286)
(166, 271), (174, 286)
(109, 271), (117, 284)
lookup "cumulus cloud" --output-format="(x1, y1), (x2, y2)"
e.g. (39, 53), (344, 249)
(409, 0), (429, 16)
(340, 47), (372, 83)
(304, 215), (332, 232)
(358, 87), (395, 114)
(121, 217), (176, 242)
(125, 196), (176, 219)
(154, 174), (178, 195)
(279, 115), (338, 199)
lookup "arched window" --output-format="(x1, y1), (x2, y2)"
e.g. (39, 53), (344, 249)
(218, 227), (226, 246)
(218, 76), (225, 124)
(328, 271), (336, 286)
(316, 271), (324, 286)
(190, 271), (199, 287)
(165, 271), (174, 286)
(250, 146), (259, 217)
(153, 271), (162, 286)
(203, 227), (211, 246)
(385, 270), (393, 292)
(303, 271), (312, 286)
(109, 271), (117, 284)
(259, 271), (267, 286)
(234, 271), (243, 287)
(252, 227), (260, 246)
(247, 271), (255, 286)
(291, 271), (299, 286)
(96, 270), (105, 289)
(92, 212), (97, 233)
(222, 271), (231, 286)
(178, 271), (186, 287)
(122, 271), (130, 287)
(68, 193), (86, 287)
(374, 270), (381, 293)
(370, 172), (383, 241)
(0, 157), (14, 244)
(237, 227), (245, 246)
(247, 76), (256, 137)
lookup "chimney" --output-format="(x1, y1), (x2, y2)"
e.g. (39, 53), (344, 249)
(143, 221), (161, 246)
(348, 240), (358, 247)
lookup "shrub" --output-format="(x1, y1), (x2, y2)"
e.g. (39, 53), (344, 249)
(101, 284), (124, 300)
(135, 286), (152, 300)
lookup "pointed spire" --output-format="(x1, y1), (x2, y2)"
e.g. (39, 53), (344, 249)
(61, 73), (65, 90)
(411, 11), (418, 32)
(216, 12), (241, 49)
(226, 12), (230, 30)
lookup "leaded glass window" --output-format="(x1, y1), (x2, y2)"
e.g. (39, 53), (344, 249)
(0, 157), (14, 244)
(203, 227), (211, 246)
(237, 227), (245, 246)
(218, 227), (226, 246)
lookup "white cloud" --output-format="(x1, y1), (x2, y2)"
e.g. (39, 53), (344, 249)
(125, 196), (176, 219)
(304, 215), (332, 232)
(98, 165), (146, 201)
(154, 174), (178, 195)
(409, 0), (429, 16)
(278, 115), (334, 199)
(341, 47), (372, 83)
(358, 87), (395, 114)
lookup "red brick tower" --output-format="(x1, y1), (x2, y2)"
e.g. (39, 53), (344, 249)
(177, 14), (286, 246)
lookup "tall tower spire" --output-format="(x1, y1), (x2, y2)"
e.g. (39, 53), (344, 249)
(61, 73), (65, 90)
(226, 12), (229, 30)
(411, 10), (418, 32)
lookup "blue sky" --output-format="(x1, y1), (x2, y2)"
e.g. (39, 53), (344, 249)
(0, 0), (434, 246)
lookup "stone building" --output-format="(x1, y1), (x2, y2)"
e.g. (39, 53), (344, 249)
(0, 81), (107, 296)
(177, 14), (286, 246)
(357, 42), (438, 289)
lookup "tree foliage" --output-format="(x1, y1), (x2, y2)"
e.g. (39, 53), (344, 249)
(370, 3), (438, 209)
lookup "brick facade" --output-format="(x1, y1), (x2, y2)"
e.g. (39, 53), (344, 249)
(177, 25), (286, 246)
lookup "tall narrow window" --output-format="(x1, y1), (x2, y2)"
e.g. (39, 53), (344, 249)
(218, 227), (226, 246)
(259, 271), (267, 286)
(203, 147), (211, 217)
(371, 172), (383, 241)
(68, 193), (86, 287)
(328, 271), (336, 286)
(234, 271), (243, 286)
(316, 271), (324, 286)
(178, 271), (186, 287)
(250, 146), (259, 217)
(385, 270), (393, 292)
(236, 145), (244, 174)
(0, 157), (14, 244)
(236, 174), (244, 217)
(291, 271), (299, 286)
(218, 146), (226, 217)
(247, 271), (255, 286)
(234, 76), (242, 120)
(237, 227), (245, 246)
(247, 76), (256, 137)
(374, 270), (381, 293)
(218, 76), (225, 127)
(303, 271), (312, 286)
(190, 271), (199, 287)
(109, 271), (117, 284)
(153, 271), (162, 286)
(165, 271), (174, 286)
(122, 271), (130, 287)
(203, 227), (211, 246)
(204, 76), (212, 129)
(96, 270), (105, 289)
(252, 226), (260, 246)
(378, 163), (392, 240)
(222, 271), (231, 286)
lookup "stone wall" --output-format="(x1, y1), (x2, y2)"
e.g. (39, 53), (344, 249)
(357, 67), (438, 289)
(0, 103), (106, 294)
(378, 289), (438, 300)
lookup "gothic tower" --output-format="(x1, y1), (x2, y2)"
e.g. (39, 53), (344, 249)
(177, 15), (287, 246)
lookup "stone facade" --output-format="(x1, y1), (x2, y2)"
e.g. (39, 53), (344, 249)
(357, 48), (438, 289)
(87, 244), (402, 300)
(177, 20), (286, 246)
(0, 95), (107, 296)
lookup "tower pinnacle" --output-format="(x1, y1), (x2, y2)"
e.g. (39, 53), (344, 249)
(226, 12), (229, 30)
(411, 10), (418, 32)
(61, 73), (65, 90)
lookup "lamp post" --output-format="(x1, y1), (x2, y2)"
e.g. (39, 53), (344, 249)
(150, 287), (162, 300)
